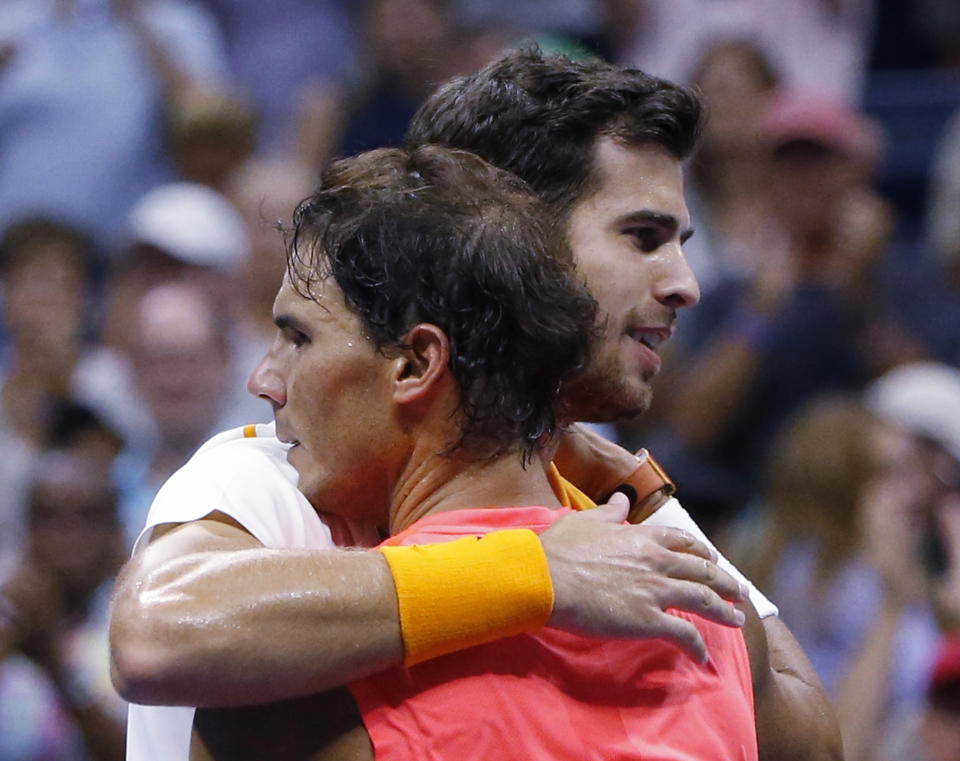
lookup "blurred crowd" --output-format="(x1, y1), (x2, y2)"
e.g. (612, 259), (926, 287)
(1, 1), (959, 760)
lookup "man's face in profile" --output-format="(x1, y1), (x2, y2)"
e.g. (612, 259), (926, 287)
(561, 138), (700, 423)
(248, 275), (397, 522)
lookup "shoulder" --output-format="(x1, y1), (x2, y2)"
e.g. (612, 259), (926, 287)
(139, 425), (332, 551)
(168, 424), (297, 494)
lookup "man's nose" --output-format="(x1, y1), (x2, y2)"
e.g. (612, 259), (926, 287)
(655, 245), (701, 309)
(247, 356), (285, 406)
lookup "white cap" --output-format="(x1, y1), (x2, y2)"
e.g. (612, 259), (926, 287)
(866, 361), (960, 460)
(125, 182), (250, 270)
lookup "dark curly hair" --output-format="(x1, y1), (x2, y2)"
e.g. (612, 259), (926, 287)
(286, 145), (598, 463)
(405, 46), (705, 219)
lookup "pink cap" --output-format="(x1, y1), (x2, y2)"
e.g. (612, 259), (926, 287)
(759, 90), (882, 163)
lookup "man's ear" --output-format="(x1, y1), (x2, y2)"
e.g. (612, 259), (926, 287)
(392, 323), (450, 405)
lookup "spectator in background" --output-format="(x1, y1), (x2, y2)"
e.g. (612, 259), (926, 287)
(886, 636), (960, 761)
(197, 0), (361, 166)
(632, 91), (927, 535)
(729, 361), (960, 761)
(338, 0), (463, 156)
(104, 181), (250, 348)
(76, 180), (251, 451)
(867, 362), (960, 634)
(0, 218), (101, 566)
(113, 282), (234, 544)
(680, 39), (781, 295)
(845, 361), (960, 761)
(0, 0), (230, 249)
(0, 450), (127, 761)
(729, 394), (941, 761)
(620, 0), (875, 104)
(165, 87), (259, 192)
(222, 157), (316, 426)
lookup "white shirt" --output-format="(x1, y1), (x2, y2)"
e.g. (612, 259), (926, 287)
(126, 423), (345, 761)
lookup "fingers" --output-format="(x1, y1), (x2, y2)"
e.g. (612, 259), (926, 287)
(660, 578), (747, 629)
(654, 526), (717, 563)
(653, 614), (709, 665)
(589, 492), (630, 522)
(582, 504), (719, 565)
(542, 510), (749, 655)
(632, 607), (745, 666)
(667, 552), (747, 603)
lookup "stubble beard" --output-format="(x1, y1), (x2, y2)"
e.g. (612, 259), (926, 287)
(561, 352), (654, 424)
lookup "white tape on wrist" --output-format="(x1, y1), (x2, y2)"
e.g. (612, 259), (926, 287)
(643, 498), (779, 619)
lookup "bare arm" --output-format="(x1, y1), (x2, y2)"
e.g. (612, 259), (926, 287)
(190, 560), (837, 761)
(110, 498), (747, 707)
(743, 604), (844, 761)
(110, 513), (403, 707)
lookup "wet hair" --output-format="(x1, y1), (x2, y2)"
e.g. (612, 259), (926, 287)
(287, 145), (597, 462)
(405, 45), (705, 218)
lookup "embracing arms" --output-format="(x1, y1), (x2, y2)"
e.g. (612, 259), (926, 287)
(110, 495), (746, 706)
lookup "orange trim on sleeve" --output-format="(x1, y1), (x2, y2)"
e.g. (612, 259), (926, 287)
(242, 424), (258, 438)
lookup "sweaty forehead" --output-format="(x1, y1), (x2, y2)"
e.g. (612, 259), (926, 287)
(274, 273), (367, 336)
(586, 138), (689, 222)
(276, 271), (333, 310)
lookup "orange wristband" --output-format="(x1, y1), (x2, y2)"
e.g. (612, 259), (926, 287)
(379, 529), (554, 666)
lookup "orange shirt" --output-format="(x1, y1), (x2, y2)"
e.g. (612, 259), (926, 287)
(352, 506), (758, 761)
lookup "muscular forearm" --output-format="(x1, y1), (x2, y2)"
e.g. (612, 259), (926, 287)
(111, 516), (556, 707)
(752, 613), (844, 761)
(110, 519), (403, 707)
(111, 495), (748, 708)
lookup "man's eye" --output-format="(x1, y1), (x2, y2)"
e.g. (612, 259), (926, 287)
(627, 228), (662, 252)
(284, 328), (309, 348)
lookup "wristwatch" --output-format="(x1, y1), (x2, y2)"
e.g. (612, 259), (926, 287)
(603, 449), (676, 524)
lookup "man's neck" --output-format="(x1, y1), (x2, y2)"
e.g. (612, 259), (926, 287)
(388, 447), (563, 535)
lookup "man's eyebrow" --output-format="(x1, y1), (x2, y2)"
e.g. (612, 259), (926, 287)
(274, 313), (308, 332)
(619, 210), (694, 242)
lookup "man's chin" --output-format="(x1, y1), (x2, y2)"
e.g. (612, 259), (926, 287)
(561, 379), (652, 424)
(295, 474), (323, 508)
